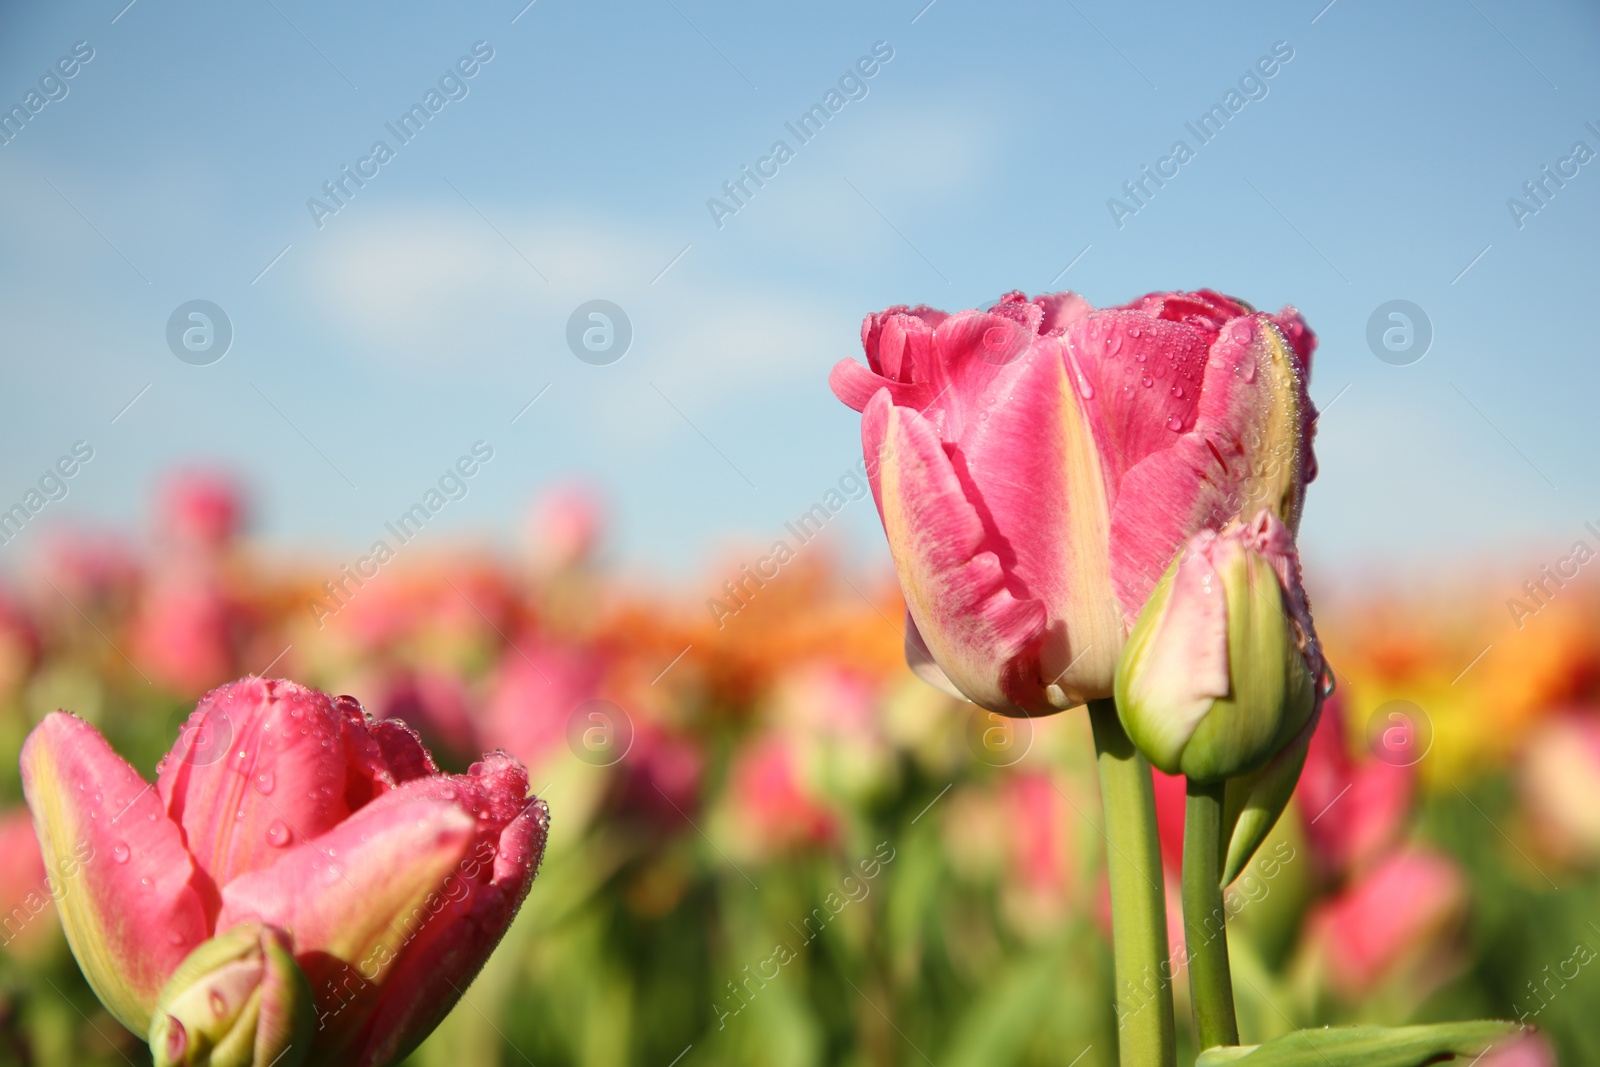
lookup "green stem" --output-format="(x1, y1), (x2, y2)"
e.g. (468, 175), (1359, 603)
(1182, 777), (1239, 1049)
(1088, 699), (1176, 1067)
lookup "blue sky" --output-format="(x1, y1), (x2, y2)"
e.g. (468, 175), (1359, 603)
(1, 0), (1596, 583)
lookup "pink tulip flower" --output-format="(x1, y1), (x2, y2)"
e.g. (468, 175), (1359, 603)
(1305, 847), (1466, 999)
(1296, 691), (1414, 882)
(526, 484), (605, 573)
(831, 289), (1316, 715)
(20, 677), (548, 1066)
(157, 469), (246, 554)
(0, 807), (58, 962)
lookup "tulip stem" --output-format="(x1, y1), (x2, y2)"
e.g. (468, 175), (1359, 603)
(1182, 778), (1239, 1050)
(1088, 698), (1177, 1067)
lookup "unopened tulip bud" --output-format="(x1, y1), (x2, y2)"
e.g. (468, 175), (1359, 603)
(149, 923), (311, 1067)
(1116, 510), (1322, 783)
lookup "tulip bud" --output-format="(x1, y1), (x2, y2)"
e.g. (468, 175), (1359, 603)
(149, 923), (311, 1067)
(1116, 511), (1321, 783)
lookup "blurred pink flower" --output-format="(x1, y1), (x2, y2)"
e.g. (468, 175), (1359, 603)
(1151, 767), (1186, 878)
(157, 468), (246, 553)
(1478, 1032), (1557, 1067)
(726, 736), (838, 855)
(1296, 692), (1413, 882)
(527, 484), (605, 572)
(134, 571), (243, 694)
(33, 527), (140, 612)
(0, 807), (57, 961)
(483, 633), (605, 770)
(1305, 847), (1466, 999)
(1006, 772), (1070, 894)
(614, 717), (705, 824)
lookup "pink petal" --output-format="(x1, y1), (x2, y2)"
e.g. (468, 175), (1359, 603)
(948, 328), (1125, 706)
(867, 389), (1049, 715)
(349, 758), (549, 1066)
(20, 713), (211, 1032)
(1064, 307), (1212, 489)
(217, 758), (548, 1067)
(1107, 313), (1314, 621)
(160, 679), (376, 888)
(1119, 530), (1232, 763)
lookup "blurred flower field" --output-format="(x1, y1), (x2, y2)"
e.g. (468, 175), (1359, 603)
(0, 471), (1594, 1066)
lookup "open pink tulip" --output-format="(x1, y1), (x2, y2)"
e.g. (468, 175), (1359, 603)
(20, 677), (549, 1066)
(831, 289), (1316, 715)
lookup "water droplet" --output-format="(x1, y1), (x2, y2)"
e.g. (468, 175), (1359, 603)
(1231, 322), (1253, 344)
(267, 819), (292, 847)
(1167, 414), (1184, 432)
(254, 770), (275, 795)
(140, 876), (151, 887)
(1140, 375), (1152, 388)
(1237, 360), (1257, 383)
(1128, 325), (1143, 338)
(112, 841), (130, 864)
(1172, 385), (1186, 399)
(1106, 334), (1122, 357)
(1075, 375), (1094, 400)
(167, 929), (186, 945)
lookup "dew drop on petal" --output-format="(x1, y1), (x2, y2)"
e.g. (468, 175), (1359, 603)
(112, 841), (130, 864)
(267, 820), (291, 848)
(1172, 385), (1185, 399)
(1167, 414), (1184, 432)
(254, 770), (275, 796)
(1141, 375), (1152, 388)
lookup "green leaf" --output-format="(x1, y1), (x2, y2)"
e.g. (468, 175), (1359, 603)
(1195, 1021), (1526, 1067)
